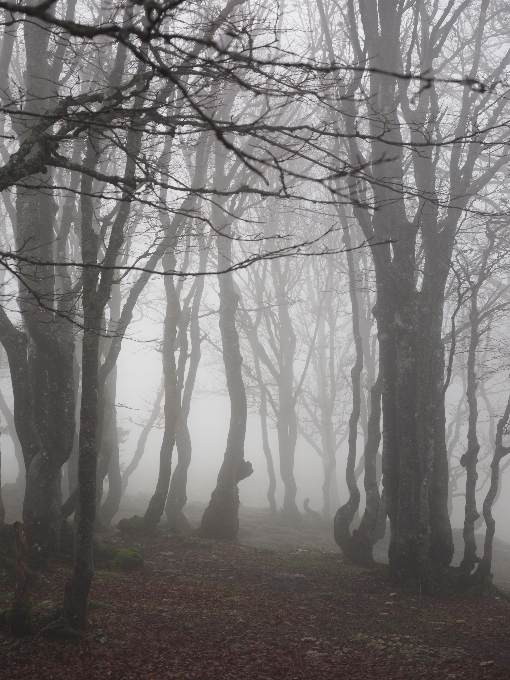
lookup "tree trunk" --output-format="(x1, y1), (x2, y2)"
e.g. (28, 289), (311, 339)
(459, 292), (481, 574)
(348, 374), (382, 566)
(99, 375), (122, 526)
(8, 522), (32, 635)
(0, 433), (4, 525)
(121, 379), (164, 497)
(62, 317), (101, 628)
(143, 267), (180, 531)
(259, 384), (277, 517)
(334, 226), (363, 558)
(61, 140), (103, 629)
(200, 221), (253, 540)
(475, 393), (510, 581)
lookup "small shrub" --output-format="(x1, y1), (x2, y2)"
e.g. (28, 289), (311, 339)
(94, 542), (143, 570)
(112, 548), (144, 571)
(116, 515), (144, 535)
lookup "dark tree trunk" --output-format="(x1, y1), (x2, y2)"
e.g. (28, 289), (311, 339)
(0, 433), (4, 525)
(200, 220), (253, 540)
(61, 140), (103, 629)
(8, 522), (32, 635)
(62, 317), (101, 628)
(200, 264), (253, 538)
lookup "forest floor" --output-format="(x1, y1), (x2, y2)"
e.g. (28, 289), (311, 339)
(1, 503), (510, 679)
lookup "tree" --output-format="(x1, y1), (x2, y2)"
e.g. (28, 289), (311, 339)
(327, 0), (510, 583)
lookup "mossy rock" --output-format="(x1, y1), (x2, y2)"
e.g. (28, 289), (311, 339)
(116, 515), (144, 536)
(112, 548), (143, 571)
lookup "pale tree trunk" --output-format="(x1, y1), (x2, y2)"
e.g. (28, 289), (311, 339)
(143, 261), (180, 531)
(121, 379), (164, 497)
(459, 233), (495, 573)
(272, 259), (301, 524)
(98, 368), (122, 526)
(166, 236), (209, 530)
(257, 370), (277, 517)
(334, 225), (363, 558)
(348, 374), (382, 566)
(475, 392), (510, 581)
(238, 269), (277, 516)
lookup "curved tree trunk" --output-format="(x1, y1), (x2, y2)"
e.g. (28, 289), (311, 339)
(259, 383), (277, 517)
(200, 179), (253, 539)
(348, 374), (382, 566)
(121, 379), (164, 497)
(459, 293), (481, 574)
(200, 244), (253, 539)
(475, 392), (510, 581)
(143, 265), (180, 531)
(334, 226), (363, 558)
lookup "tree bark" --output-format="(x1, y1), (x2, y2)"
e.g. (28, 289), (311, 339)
(334, 225), (363, 559)
(475, 392), (510, 580)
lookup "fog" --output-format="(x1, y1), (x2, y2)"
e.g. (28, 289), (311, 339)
(2, 0), (510, 664)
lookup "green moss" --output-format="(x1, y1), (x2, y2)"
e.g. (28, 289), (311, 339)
(93, 541), (119, 568)
(96, 571), (127, 583)
(166, 532), (213, 550)
(112, 548), (144, 571)
(93, 541), (143, 571)
(116, 515), (144, 535)
(0, 555), (43, 588)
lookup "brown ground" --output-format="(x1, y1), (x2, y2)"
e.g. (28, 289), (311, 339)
(0, 500), (509, 679)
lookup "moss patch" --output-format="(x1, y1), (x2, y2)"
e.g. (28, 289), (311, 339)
(111, 548), (144, 571)
(94, 542), (143, 571)
(116, 515), (144, 536)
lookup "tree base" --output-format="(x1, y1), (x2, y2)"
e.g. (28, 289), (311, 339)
(200, 487), (240, 541)
(166, 509), (192, 534)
